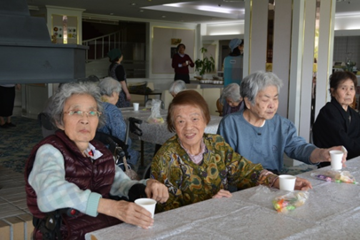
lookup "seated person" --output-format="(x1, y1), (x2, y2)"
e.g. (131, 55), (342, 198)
(151, 90), (312, 213)
(98, 77), (139, 166)
(313, 71), (360, 165)
(220, 83), (244, 117)
(25, 82), (168, 239)
(169, 79), (186, 97)
(217, 71), (346, 174)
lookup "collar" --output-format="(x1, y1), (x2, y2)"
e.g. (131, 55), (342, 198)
(178, 53), (185, 57)
(179, 139), (207, 165)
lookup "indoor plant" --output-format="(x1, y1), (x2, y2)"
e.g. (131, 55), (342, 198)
(194, 47), (215, 78)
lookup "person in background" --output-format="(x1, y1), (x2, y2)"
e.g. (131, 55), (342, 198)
(313, 71), (360, 164)
(0, 83), (20, 128)
(25, 82), (168, 239)
(220, 83), (244, 117)
(98, 77), (139, 167)
(151, 90), (312, 213)
(223, 39), (244, 87)
(169, 80), (187, 97)
(172, 43), (194, 83)
(217, 71), (347, 174)
(108, 48), (131, 108)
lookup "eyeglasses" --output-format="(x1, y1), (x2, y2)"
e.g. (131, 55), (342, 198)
(64, 110), (102, 118)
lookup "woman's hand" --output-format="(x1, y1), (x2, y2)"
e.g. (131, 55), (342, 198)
(145, 179), (169, 203)
(310, 146), (347, 167)
(273, 177), (312, 191)
(294, 177), (312, 191)
(98, 198), (153, 229)
(212, 189), (232, 199)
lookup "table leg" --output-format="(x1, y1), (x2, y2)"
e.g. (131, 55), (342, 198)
(141, 140), (144, 167)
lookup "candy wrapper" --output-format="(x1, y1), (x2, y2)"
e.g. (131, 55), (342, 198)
(147, 99), (164, 124)
(272, 191), (309, 213)
(311, 170), (357, 184)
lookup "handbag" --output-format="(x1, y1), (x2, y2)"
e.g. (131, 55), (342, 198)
(114, 146), (140, 180)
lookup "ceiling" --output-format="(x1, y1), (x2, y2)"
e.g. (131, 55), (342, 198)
(27, 0), (360, 23)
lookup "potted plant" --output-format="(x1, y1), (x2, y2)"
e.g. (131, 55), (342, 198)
(194, 47), (215, 78)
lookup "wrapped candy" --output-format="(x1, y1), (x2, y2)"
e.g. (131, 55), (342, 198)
(272, 191), (309, 213)
(311, 170), (357, 184)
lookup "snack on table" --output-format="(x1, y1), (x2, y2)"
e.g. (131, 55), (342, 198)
(272, 191), (309, 213)
(146, 117), (164, 124)
(311, 170), (357, 184)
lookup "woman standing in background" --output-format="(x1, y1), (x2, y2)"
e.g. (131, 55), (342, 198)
(0, 83), (20, 128)
(108, 49), (131, 108)
(172, 43), (194, 83)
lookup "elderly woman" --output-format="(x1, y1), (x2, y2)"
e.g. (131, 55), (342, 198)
(217, 71), (346, 174)
(151, 90), (312, 213)
(169, 80), (186, 97)
(220, 83), (244, 117)
(25, 82), (168, 239)
(108, 48), (131, 108)
(313, 71), (360, 164)
(98, 77), (139, 166)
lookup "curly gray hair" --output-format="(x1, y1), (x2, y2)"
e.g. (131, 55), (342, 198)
(99, 77), (122, 96)
(240, 71), (283, 105)
(49, 82), (105, 129)
(220, 83), (241, 103)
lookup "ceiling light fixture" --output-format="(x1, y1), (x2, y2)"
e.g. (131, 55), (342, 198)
(198, 5), (232, 14)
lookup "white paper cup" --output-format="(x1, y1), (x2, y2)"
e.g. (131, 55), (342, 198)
(135, 198), (156, 218)
(330, 150), (343, 170)
(133, 102), (139, 111)
(186, 60), (189, 65)
(279, 175), (296, 191)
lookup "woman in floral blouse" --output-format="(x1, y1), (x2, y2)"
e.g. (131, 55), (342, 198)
(151, 90), (312, 212)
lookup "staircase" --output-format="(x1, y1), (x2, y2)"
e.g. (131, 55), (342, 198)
(83, 31), (122, 62)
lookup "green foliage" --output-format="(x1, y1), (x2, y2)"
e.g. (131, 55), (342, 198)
(194, 47), (215, 76)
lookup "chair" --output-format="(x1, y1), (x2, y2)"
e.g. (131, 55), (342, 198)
(216, 98), (223, 116)
(202, 88), (222, 115)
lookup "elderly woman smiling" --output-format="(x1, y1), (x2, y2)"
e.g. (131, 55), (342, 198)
(25, 82), (168, 239)
(151, 90), (312, 213)
(313, 71), (360, 164)
(217, 71), (346, 174)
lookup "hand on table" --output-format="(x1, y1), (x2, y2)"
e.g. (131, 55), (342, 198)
(98, 199), (153, 229)
(212, 189), (232, 199)
(145, 179), (169, 203)
(294, 177), (312, 191)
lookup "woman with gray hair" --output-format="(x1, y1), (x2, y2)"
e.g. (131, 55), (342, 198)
(217, 71), (346, 174)
(25, 82), (168, 238)
(98, 77), (139, 166)
(220, 83), (244, 117)
(169, 79), (186, 97)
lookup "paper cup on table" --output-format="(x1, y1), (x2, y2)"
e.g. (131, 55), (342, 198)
(133, 102), (139, 111)
(135, 198), (156, 218)
(330, 150), (343, 170)
(279, 175), (296, 191)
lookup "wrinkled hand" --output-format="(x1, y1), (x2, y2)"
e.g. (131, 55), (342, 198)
(98, 199), (153, 229)
(145, 179), (169, 203)
(212, 189), (232, 199)
(310, 146), (347, 167)
(294, 177), (312, 191)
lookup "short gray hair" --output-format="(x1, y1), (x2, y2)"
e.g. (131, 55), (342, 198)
(169, 80), (186, 95)
(240, 71), (283, 105)
(221, 83), (241, 103)
(99, 77), (122, 96)
(48, 82), (105, 129)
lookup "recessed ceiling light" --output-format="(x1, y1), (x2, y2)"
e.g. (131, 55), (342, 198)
(110, 13), (114, 15)
(162, 16), (166, 18)
(140, 10), (144, 12)
(131, 3), (136, 6)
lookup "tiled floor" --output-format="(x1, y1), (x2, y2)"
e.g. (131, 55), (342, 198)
(0, 166), (33, 239)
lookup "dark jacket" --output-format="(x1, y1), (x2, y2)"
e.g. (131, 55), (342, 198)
(25, 130), (121, 239)
(313, 97), (360, 159)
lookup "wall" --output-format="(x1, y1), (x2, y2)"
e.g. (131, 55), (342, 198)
(333, 36), (360, 67)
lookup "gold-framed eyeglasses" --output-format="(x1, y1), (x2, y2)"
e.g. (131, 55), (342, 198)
(64, 110), (102, 118)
